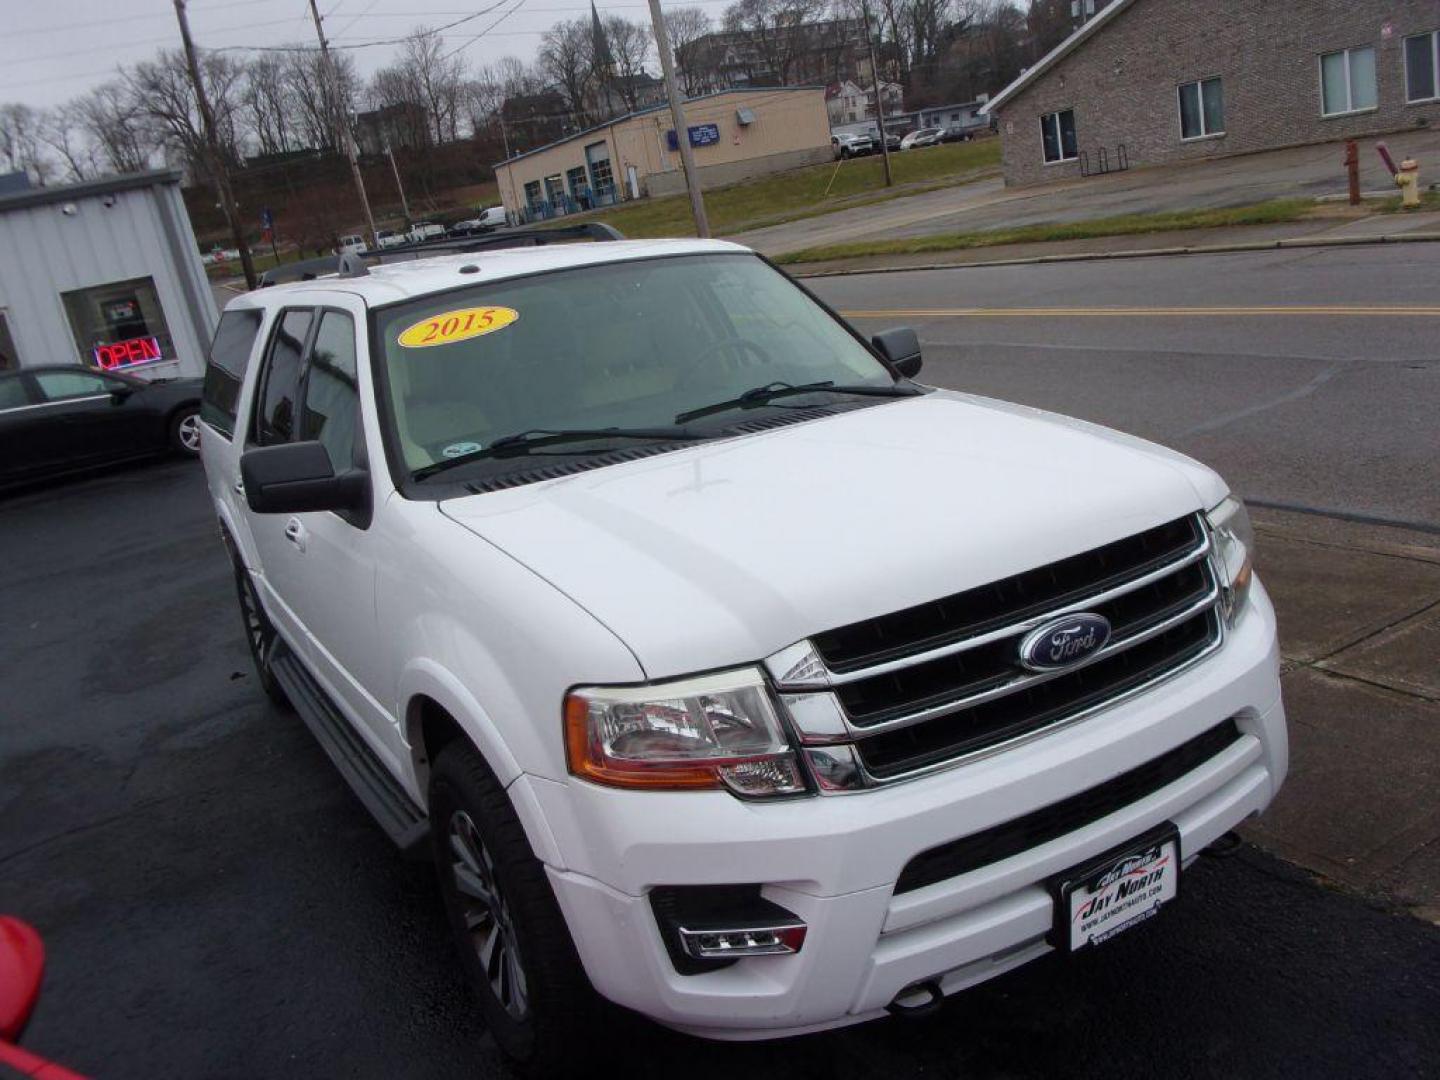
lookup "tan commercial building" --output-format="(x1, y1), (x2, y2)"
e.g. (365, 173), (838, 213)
(494, 88), (830, 222)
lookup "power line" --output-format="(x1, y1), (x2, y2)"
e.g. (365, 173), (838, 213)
(440, 0), (529, 61)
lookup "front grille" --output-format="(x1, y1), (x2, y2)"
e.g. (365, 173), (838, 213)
(858, 608), (1218, 777)
(782, 514), (1224, 782)
(894, 718), (1244, 894)
(814, 515), (1204, 673)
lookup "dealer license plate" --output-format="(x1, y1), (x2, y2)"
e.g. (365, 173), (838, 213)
(1054, 826), (1180, 952)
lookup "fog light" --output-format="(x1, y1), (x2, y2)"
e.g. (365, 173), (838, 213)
(678, 922), (807, 959)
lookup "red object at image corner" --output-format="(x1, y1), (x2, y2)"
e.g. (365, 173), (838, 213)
(0, 917), (86, 1080)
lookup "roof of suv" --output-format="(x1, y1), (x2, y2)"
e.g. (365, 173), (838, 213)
(233, 238), (749, 308)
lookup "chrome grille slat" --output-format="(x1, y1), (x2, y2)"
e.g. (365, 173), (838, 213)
(833, 579), (1220, 740)
(811, 531), (1211, 689)
(772, 514), (1225, 786)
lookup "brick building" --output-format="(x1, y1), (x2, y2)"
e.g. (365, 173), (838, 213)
(985, 0), (1440, 186)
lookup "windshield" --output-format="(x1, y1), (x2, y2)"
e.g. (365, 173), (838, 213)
(372, 252), (901, 480)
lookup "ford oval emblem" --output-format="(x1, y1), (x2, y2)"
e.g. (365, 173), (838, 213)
(1018, 613), (1112, 672)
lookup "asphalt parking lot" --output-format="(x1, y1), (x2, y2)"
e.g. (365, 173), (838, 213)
(0, 468), (1435, 1078)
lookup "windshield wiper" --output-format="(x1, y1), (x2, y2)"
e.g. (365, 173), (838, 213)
(674, 380), (921, 425)
(412, 426), (705, 481)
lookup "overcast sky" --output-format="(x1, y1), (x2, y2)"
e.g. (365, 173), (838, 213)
(0, 0), (731, 111)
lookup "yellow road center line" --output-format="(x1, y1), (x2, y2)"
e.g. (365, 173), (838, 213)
(840, 306), (1440, 318)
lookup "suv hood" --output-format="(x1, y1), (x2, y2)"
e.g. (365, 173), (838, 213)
(439, 391), (1226, 679)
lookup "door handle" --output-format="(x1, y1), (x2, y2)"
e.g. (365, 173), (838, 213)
(283, 517), (307, 553)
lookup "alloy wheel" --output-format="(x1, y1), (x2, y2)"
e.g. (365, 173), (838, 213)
(178, 413), (201, 452)
(448, 810), (529, 1019)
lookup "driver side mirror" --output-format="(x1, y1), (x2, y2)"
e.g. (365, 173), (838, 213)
(871, 327), (923, 378)
(241, 441), (370, 518)
(109, 386), (135, 404)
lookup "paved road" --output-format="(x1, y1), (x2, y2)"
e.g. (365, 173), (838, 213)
(737, 128), (1440, 256)
(811, 244), (1440, 529)
(1, 461), (1437, 1078)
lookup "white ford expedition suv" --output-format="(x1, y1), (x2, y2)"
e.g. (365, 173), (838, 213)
(198, 231), (1287, 1071)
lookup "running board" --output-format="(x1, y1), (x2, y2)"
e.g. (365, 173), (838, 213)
(271, 644), (430, 856)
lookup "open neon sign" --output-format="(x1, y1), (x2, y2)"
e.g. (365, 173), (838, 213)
(93, 335), (162, 371)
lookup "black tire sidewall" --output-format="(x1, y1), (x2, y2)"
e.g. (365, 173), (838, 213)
(224, 539), (290, 710)
(428, 743), (593, 1072)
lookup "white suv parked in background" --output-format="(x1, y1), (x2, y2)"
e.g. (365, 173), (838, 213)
(199, 232), (1286, 1072)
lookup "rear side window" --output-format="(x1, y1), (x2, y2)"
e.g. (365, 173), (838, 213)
(253, 309), (313, 446)
(0, 374), (32, 411)
(34, 370), (115, 400)
(201, 309), (263, 438)
(301, 311), (360, 470)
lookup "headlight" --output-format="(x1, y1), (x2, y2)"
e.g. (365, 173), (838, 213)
(1207, 495), (1254, 624)
(564, 668), (807, 797)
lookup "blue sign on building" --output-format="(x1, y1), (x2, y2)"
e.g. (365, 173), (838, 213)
(665, 123), (722, 151)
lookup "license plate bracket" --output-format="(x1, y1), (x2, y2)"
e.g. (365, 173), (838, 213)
(1049, 824), (1181, 953)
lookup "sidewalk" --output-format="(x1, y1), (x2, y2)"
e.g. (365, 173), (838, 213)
(737, 126), (1440, 264)
(1245, 508), (1440, 924)
(784, 207), (1440, 275)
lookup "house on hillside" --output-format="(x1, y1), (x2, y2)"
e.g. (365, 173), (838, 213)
(984, 0), (1440, 186)
(825, 80), (904, 126)
(354, 103), (430, 156)
(681, 19), (870, 93)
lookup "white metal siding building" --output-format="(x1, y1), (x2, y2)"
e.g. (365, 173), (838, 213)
(0, 170), (217, 381)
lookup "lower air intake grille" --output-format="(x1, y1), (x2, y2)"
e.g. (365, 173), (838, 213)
(893, 718), (1244, 894)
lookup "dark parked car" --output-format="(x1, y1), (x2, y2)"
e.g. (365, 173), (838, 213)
(940, 125), (979, 143)
(0, 365), (202, 490)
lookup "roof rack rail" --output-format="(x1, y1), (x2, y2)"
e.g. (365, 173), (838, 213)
(257, 222), (625, 287)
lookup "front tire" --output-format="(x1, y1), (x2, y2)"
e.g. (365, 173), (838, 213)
(226, 542), (291, 710)
(429, 740), (596, 1074)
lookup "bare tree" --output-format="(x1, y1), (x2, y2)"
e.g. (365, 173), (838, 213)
(75, 84), (152, 175)
(665, 8), (720, 95)
(722, 0), (831, 86)
(602, 16), (653, 112)
(126, 48), (248, 177)
(465, 66), (508, 136)
(398, 29), (469, 143)
(40, 105), (97, 182)
(241, 54), (296, 157)
(538, 19), (595, 129)
(0, 104), (53, 183)
(284, 48), (358, 153)
(496, 55), (546, 99)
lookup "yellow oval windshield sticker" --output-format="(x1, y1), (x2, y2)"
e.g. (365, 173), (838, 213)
(397, 306), (519, 348)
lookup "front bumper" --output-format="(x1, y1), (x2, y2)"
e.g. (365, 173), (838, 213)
(522, 580), (1287, 1040)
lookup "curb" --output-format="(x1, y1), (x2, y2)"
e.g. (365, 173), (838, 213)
(791, 231), (1440, 278)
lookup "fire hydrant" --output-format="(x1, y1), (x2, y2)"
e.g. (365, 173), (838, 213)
(1395, 157), (1421, 209)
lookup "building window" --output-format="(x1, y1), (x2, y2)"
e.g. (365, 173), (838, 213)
(1320, 46), (1377, 116)
(1040, 109), (1077, 163)
(60, 277), (175, 373)
(1405, 30), (1440, 103)
(1178, 77), (1224, 139)
(523, 180), (542, 208)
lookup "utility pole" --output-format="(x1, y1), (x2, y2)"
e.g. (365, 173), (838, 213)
(646, 0), (710, 237)
(384, 141), (411, 220)
(307, 0), (379, 247)
(862, 0), (893, 187)
(173, 0), (258, 289)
